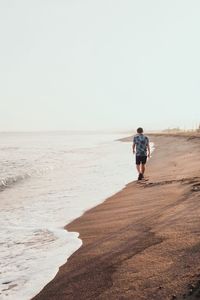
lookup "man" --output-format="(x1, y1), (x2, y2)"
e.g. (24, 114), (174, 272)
(132, 127), (150, 180)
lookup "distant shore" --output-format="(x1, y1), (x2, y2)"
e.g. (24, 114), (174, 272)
(118, 131), (200, 142)
(33, 133), (200, 300)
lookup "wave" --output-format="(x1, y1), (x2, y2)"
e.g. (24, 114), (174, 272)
(0, 173), (32, 192)
(0, 164), (55, 192)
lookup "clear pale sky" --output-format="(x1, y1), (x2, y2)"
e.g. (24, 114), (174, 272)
(0, 0), (200, 131)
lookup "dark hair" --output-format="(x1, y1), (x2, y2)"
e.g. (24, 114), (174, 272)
(137, 127), (143, 134)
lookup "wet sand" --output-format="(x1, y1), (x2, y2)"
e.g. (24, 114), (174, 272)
(33, 134), (200, 300)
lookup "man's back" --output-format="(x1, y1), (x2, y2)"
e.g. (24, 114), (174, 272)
(133, 134), (149, 156)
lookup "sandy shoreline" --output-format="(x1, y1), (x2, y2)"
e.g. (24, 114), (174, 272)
(33, 134), (200, 300)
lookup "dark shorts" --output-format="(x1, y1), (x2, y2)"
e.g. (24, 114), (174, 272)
(136, 155), (147, 165)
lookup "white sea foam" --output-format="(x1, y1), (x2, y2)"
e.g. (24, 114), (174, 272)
(0, 132), (139, 299)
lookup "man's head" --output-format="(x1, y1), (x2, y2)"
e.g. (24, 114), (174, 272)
(137, 127), (143, 134)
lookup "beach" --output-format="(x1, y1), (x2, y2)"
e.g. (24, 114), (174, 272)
(33, 134), (200, 300)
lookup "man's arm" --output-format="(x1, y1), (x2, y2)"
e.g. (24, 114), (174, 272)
(132, 143), (136, 154)
(147, 143), (150, 157)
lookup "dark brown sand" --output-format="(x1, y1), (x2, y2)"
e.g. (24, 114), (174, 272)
(33, 134), (200, 300)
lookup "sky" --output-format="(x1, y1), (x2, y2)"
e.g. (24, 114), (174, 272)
(0, 0), (200, 131)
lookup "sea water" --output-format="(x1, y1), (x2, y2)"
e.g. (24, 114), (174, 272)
(0, 131), (137, 300)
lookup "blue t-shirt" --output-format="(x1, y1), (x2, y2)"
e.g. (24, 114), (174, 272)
(133, 134), (149, 156)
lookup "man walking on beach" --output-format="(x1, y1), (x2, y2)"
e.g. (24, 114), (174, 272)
(132, 127), (150, 180)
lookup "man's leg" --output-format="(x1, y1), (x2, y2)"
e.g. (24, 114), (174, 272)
(136, 156), (143, 180)
(141, 163), (146, 175)
(141, 156), (147, 178)
(136, 156), (140, 174)
(136, 164), (141, 174)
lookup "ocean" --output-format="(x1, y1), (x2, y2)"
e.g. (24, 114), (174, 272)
(0, 131), (136, 300)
